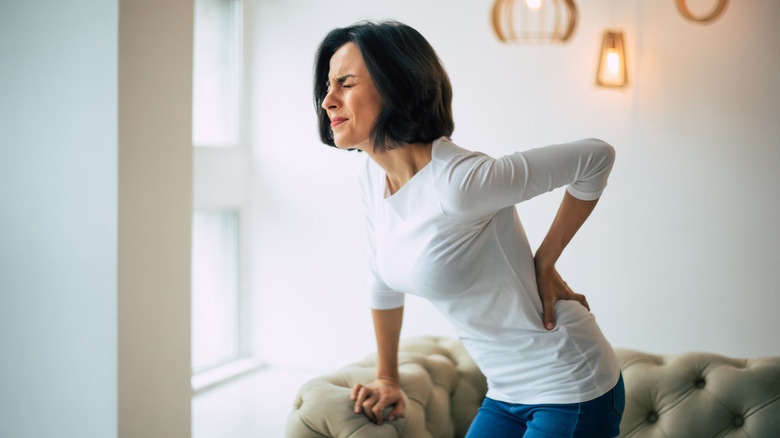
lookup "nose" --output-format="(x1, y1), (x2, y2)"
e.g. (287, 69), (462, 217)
(321, 88), (339, 111)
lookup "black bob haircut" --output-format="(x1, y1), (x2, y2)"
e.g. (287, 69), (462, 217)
(314, 21), (454, 152)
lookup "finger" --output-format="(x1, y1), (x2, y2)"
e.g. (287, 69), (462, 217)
(573, 292), (590, 310)
(350, 383), (363, 401)
(372, 392), (397, 425)
(387, 396), (406, 421)
(353, 386), (370, 413)
(543, 296), (556, 330)
(363, 405), (376, 423)
(372, 401), (386, 425)
(362, 396), (379, 423)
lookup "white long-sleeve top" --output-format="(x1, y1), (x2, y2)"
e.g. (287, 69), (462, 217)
(358, 136), (620, 404)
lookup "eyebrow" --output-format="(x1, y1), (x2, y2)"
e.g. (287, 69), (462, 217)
(328, 74), (356, 87)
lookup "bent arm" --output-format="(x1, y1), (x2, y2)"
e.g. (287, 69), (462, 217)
(534, 191), (599, 329)
(351, 306), (406, 425)
(535, 191), (599, 268)
(439, 138), (614, 220)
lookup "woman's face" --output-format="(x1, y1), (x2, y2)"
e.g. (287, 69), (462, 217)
(321, 42), (385, 150)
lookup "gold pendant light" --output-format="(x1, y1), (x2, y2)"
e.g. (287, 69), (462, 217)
(596, 30), (627, 87)
(492, 0), (578, 44)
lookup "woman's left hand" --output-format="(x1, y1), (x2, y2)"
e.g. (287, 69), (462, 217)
(534, 260), (589, 330)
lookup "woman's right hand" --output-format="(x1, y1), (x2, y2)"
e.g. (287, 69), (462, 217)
(350, 378), (407, 425)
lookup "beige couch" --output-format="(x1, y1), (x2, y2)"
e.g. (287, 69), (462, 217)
(287, 337), (780, 438)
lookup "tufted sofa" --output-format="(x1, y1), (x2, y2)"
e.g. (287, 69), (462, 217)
(286, 337), (780, 438)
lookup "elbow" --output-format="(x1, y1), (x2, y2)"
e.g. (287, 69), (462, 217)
(586, 138), (616, 166)
(603, 140), (616, 164)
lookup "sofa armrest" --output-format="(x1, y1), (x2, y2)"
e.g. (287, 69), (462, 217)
(286, 337), (487, 438)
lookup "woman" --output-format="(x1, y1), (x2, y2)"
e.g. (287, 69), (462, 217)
(314, 21), (624, 437)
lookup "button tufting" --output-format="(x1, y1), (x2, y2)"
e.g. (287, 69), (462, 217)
(647, 412), (659, 423)
(733, 416), (744, 427)
(694, 378), (706, 389)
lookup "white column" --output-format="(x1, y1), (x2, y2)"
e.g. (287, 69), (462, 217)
(118, 0), (194, 436)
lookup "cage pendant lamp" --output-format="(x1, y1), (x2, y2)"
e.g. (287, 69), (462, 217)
(492, 0), (578, 44)
(596, 30), (627, 87)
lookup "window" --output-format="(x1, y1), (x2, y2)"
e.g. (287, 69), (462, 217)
(192, 0), (242, 148)
(191, 210), (240, 373)
(190, 0), (255, 390)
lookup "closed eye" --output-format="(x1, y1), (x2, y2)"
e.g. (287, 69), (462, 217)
(325, 74), (356, 92)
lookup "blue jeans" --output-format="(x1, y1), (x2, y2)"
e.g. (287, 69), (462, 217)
(465, 374), (624, 438)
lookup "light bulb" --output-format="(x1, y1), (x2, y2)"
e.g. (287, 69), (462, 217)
(526, 0), (542, 9)
(597, 30), (627, 87)
(607, 50), (620, 74)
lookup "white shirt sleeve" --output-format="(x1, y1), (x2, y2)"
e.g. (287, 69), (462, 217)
(436, 138), (615, 220)
(358, 160), (405, 310)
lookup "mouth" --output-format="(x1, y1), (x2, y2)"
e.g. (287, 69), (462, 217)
(330, 117), (348, 128)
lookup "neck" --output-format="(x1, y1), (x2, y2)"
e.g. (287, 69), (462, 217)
(365, 141), (433, 196)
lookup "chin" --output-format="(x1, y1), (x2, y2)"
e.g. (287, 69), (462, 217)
(334, 137), (369, 151)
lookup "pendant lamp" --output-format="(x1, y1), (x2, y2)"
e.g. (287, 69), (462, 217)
(492, 0), (578, 44)
(596, 30), (627, 87)
(676, 0), (729, 24)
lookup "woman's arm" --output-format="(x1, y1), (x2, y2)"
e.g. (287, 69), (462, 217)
(350, 306), (407, 425)
(534, 191), (598, 330)
(438, 139), (615, 221)
(371, 306), (403, 384)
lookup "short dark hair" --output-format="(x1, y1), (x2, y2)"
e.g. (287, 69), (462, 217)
(314, 21), (454, 152)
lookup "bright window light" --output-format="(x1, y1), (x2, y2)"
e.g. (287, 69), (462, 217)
(191, 210), (241, 373)
(192, 0), (242, 147)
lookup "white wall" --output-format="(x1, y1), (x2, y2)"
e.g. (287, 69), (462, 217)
(247, 0), (780, 370)
(0, 1), (118, 437)
(1, 1), (195, 437)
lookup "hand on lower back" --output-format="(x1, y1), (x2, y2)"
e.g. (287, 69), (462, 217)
(534, 262), (590, 330)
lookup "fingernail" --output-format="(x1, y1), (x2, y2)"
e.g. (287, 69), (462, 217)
(546, 322), (554, 330)
(388, 416), (395, 421)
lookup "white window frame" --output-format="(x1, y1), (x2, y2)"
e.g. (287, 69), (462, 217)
(190, 0), (261, 393)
